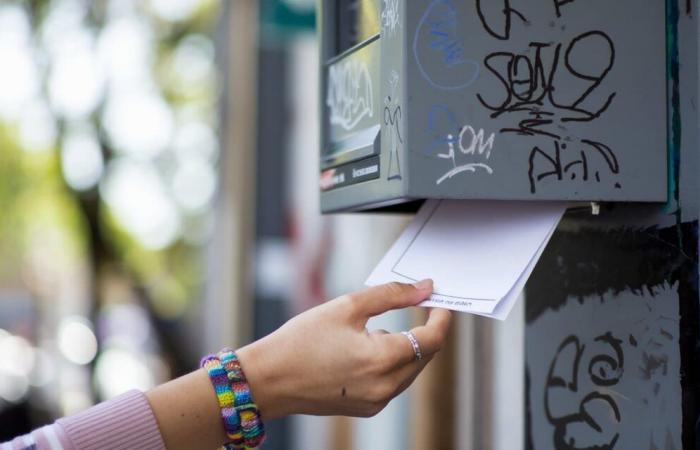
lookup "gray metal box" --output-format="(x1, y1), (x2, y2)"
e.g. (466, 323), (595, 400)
(319, 0), (668, 213)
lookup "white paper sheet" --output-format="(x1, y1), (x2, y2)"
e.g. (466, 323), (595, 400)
(365, 200), (566, 320)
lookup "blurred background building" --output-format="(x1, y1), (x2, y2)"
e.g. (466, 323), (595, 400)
(0, 1), (524, 449)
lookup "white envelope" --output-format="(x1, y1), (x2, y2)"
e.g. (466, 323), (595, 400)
(366, 200), (566, 320)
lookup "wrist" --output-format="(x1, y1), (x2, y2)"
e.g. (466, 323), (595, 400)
(236, 336), (297, 421)
(146, 369), (228, 450)
(199, 349), (267, 448)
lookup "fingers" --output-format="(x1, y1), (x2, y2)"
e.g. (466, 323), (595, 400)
(369, 329), (390, 336)
(347, 280), (433, 321)
(390, 356), (432, 399)
(411, 308), (452, 357)
(362, 355), (433, 417)
(380, 308), (453, 367)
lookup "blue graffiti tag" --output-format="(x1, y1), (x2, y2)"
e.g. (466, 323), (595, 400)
(413, 0), (480, 90)
(425, 104), (460, 156)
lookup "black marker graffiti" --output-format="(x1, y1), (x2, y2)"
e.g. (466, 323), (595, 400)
(384, 70), (403, 181)
(384, 96), (403, 181)
(475, 0), (528, 41)
(476, 1), (584, 38)
(528, 140), (620, 194)
(475, 4), (621, 194)
(544, 333), (625, 450)
(477, 32), (616, 130)
(588, 333), (624, 386)
(553, 0), (577, 18)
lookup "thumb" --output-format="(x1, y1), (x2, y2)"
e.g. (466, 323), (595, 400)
(348, 280), (433, 322)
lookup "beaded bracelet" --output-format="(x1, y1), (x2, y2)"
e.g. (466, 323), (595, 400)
(201, 349), (266, 449)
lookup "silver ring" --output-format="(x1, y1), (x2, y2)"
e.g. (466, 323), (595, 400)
(401, 331), (423, 361)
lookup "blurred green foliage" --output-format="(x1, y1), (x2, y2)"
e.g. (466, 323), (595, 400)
(0, 0), (221, 322)
(0, 125), (86, 286)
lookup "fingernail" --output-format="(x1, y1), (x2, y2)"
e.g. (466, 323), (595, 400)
(413, 279), (433, 290)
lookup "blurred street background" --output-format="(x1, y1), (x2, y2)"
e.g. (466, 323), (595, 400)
(0, 1), (524, 449)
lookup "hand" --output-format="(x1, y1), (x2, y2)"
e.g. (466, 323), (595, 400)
(236, 280), (452, 419)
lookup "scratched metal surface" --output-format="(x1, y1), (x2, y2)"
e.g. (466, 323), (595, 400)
(525, 2), (699, 449)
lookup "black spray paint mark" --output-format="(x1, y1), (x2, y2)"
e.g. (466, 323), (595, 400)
(544, 333), (624, 450)
(526, 221), (698, 324)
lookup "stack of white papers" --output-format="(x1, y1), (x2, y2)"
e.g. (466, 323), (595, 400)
(366, 200), (566, 320)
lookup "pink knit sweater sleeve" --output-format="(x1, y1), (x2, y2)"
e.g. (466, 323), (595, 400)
(1, 390), (166, 450)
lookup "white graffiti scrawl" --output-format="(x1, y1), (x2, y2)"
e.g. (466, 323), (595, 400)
(381, 0), (401, 37)
(436, 124), (496, 185)
(427, 105), (496, 185)
(326, 59), (374, 131)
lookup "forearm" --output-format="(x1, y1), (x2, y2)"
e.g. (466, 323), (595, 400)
(3, 281), (449, 450)
(145, 369), (228, 450)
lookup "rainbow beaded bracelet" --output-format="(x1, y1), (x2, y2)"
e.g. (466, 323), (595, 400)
(201, 349), (266, 449)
